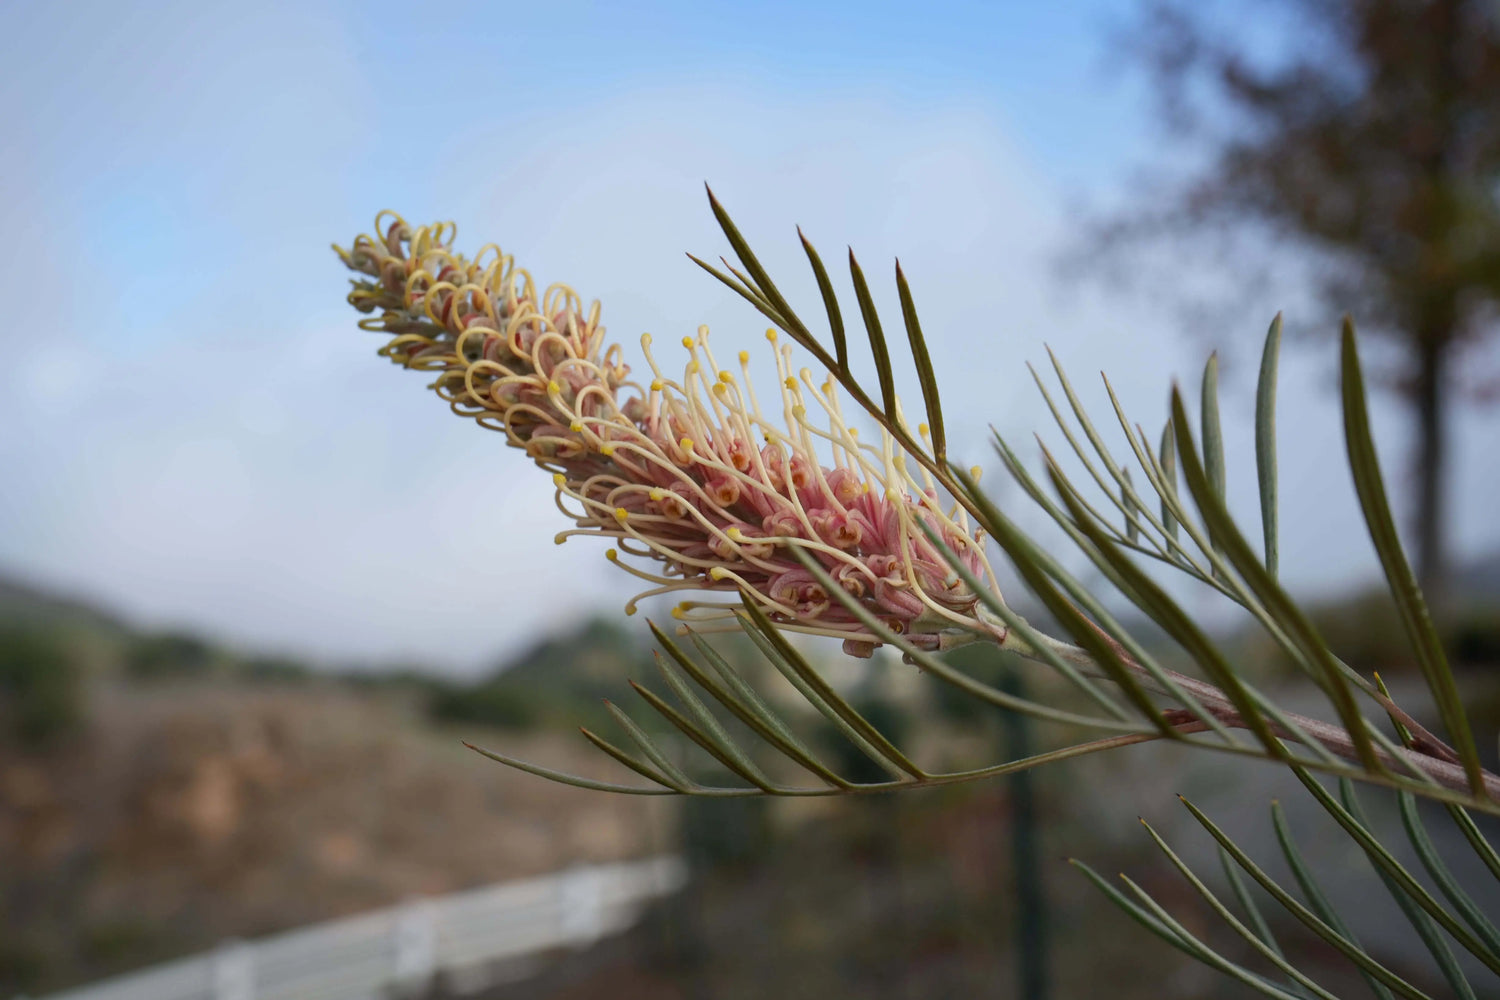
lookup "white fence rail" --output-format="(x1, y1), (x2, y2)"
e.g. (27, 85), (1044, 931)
(37, 857), (686, 1000)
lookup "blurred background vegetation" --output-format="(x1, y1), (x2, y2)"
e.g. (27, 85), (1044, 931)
(5, 560), (1500, 998)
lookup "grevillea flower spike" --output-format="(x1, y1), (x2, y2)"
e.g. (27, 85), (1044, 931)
(334, 213), (1002, 655)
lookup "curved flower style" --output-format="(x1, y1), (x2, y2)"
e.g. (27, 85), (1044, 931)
(334, 213), (1001, 653)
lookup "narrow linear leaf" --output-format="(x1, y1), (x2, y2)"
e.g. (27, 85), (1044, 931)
(911, 504), (1136, 721)
(895, 260), (945, 459)
(652, 622), (850, 789)
(1070, 860), (1244, 967)
(1337, 780), (1478, 998)
(704, 186), (818, 354)
(1219, 847), (1307, 997)
(847, 250), (897, 419)
(1294, 769), (1500, 976)
(1186, 796), (1433, 1000)
(1272, 801), (1397, 1000)
(964, 457), (1231, 737)
(462, 741), (677, 795)
(974, 488), (1177, 736)
(1159, 417), (1180, 543)
(683, 628), (849, 785)
(650, 652), (776, 791)
(797, 227), (848, 370)
(1398, 791), (1500, 957)
(1117, 872), (1307, 1000)
(1047, 464), (1284, 755)
(737, 603), (924, 779)
(1171, 389), (1383, 773)
(630, 679), (776, 792)
(1257, 314), (1283, 578)
(578, 726), (682, 790)
(1201, 352), (1226, 502)
(735, 618), (906, 782)
(787, 543), (1139, 732)
(1141, 820), (1337, 999)
(1340, 321), (1486, 795)
(1445, 804), (1500, 883)
(603, 699), (692, 790)
(1121, 468), (1142, 544)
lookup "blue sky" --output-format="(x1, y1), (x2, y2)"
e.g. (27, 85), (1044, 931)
(5, 1), (1499, 674)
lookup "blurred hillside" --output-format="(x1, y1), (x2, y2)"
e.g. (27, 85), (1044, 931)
(0, 574), (671, 997)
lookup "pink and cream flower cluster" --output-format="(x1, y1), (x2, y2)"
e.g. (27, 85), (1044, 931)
(335, 213), (999, 653)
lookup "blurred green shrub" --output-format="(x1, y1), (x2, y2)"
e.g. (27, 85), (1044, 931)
(0, 626), (83, 746)
(124, 631), (215, 679)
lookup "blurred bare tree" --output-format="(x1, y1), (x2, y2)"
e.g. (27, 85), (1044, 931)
(1091, 0), (1500, 596)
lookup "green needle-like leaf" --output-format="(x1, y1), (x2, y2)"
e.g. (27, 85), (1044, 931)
(1141, 820), (1337, 1000)
(462, 741), (677, 795)
(603, 699), (692, 791)
(651, 622), (850, 789)
(1295, 770), (1500, 976)
(736, 604), (924, 779)
(1201, 352), (1227, 504)
(894, 260), (946, 460)
(1116, 871), (1308, 1000)
(1171, 388), (1383, 773)
(1397, 791), (1500, 957)
(797, 226), (848, 371)
(1445, 804), (1500, 883)
(1340, 320), (1486, 796)
(1219, 846), (1308, 997)
(649, 652), (776, 791)
(1337, 780), (1478, 998)
(847, 249), (897, 420)
(630, 678), (775, 792)
(1271, 801), (1397, 1000)
(1186, 796), (1433, 1000)
(579, 726), (683, 790)
(1159, 417), (1180, 544)
(1256, 314), (1283, 578)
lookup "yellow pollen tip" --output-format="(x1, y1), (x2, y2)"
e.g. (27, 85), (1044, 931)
(599, 444), (615, 456)
(681, 336), (694, 349)
(553, 533), (567, 545)
(918, 422), (930, 436)
(614, 507), (629, 521)
(783, 377), (796, 390)
(712, 383), (728, 397)
(726, 527), (744, 540)
(848, 428), (859, 438)
(765, 329), (777, 341)
(679, 438), (694, 453)
(686, 361), (700, 375)
(970, 465), (983, 480)
(650, 379), (663, 392)
(606, 549), (618, 561)
(641, 333), (653, 346)
(792, 405), (806, 420)
(671, 604), (688, 620)
(738, 351), (749, 364)
(552, 473), (566, 486)
(709, 567), (728, 581)
(547, 380), (562, 394)
(569, 421), (583, 432)
(718, 371), (733, 384)
(886, 489), (901, 503)
(648, 488), (666, 501)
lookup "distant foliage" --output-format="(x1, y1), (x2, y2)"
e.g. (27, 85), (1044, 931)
(0, 627), (83, 747)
